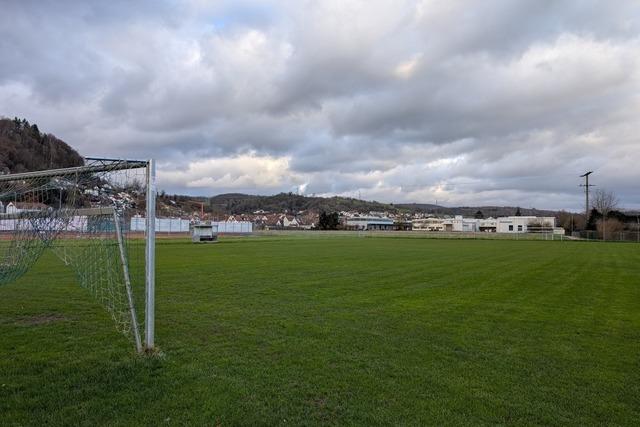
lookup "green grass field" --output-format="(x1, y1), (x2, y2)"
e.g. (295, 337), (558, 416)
(1, 236), (639, 425)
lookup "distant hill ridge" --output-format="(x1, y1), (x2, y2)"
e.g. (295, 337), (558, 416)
(164, 192), (398, 217)
(0, 117), (84, 174)
(395, 203), (559, 217)
(163, 192), (562, 217)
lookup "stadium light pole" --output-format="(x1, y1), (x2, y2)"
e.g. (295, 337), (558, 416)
(145, 158), (156, 351)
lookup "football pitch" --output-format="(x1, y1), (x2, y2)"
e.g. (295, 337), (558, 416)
(1, 236), (638, 425)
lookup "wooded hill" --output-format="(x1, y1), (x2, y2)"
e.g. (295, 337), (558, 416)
(162, 192), (401, 217)
(0, 117), (84, 174)
(163, 191), (562, 218)
(395, 203), (559, 218)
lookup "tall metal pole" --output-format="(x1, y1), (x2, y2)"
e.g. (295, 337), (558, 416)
(579, 171), (594, 223)
(145, 159), (156, 350)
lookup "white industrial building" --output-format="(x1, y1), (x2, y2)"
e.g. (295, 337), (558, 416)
(413, 216), (487, 232)
(412, 217), (446, 231)
(346, 216), (395, 231)
(477, 218), (498, 232)
(443, 216), (479, 232)
(496, 216), (555, 233)
(411, 215), (557, 234)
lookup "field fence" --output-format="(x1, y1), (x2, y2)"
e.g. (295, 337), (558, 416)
(129, 218), (253, 235)
(572, 230), (640, 242)
(256, 230), (568, 240)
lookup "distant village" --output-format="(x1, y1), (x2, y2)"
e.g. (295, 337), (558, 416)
(6, 191), (640, 237)
(0, 200), (559, 235)
(181, 208), (561, 235)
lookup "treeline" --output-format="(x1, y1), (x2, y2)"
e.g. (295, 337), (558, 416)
(0, 117), (84, 174)
(159, 191), (572, 218)
(206, 192), (400, 215)
(396, 203), (558, 218)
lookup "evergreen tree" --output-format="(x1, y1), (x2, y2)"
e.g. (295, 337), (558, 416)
(586, 208), (600, 230)
(318, 211), (340, 230)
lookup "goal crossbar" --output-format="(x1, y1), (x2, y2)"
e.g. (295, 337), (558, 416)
(0, 159), (148, 183)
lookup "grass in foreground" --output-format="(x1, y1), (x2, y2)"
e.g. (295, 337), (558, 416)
(1, 236), (639, 425)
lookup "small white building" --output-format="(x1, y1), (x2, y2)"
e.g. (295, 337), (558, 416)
(5, 202), (18, 215)
(192, 223), (218, 243)
(4, 202), (46, 215)
(496, 216), (555, 233)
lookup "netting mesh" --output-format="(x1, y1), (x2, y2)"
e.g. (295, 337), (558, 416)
(0, 159), (150, 351)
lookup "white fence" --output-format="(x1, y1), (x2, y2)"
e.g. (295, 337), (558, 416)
(1, 216), (254, 234)
(1, 216), (92, 232)
(130, 217), (190, 233)
(129, 218), (253, 234)
(211, 221), (252, 233)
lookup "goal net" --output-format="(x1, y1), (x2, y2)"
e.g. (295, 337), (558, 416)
(0, 158), (156, 353)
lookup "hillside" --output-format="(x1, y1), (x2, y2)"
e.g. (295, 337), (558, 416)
(160, 192), (564, 218)
(156, 192), (402, 218)
(0, 117), (84, 174)
(395, 203), (559, 218)
(208, 193), (562, 217)
(209, 193), (399, 215)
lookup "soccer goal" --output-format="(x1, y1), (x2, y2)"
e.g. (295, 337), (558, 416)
(0, 158), (156, 353)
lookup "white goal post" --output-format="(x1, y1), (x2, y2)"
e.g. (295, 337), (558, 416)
(0, 158), (156, 353)
(145, 158), (156, 350)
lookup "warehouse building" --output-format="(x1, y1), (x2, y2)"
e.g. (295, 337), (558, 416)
(496, 216), (555, 233)
(346, 216), (395, 231)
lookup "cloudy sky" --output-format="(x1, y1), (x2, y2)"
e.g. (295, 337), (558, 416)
(1, 1), (639, 210)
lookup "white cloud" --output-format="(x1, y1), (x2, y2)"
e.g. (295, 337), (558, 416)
(393, 53), (423, 79)
(159, 153), (300, 192)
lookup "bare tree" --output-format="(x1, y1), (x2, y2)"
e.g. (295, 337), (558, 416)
(591, 189), (619, 240)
